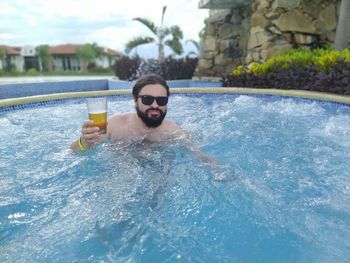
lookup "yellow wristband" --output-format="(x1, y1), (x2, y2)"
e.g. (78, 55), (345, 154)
(77, 137), (88, 151)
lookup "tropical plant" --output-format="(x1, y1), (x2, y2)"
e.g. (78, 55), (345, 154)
(114, 55), (141, 80)
(76, 44), (96, 72)
(114, 55), (198, 80)
(136, 59), (164, 78)
(162, 56), (198, 80)
(199, 18), (208, 45)
(185, 39), (201, 56)
(125, 6), (183, 62)
(36, 45), (50, 71)
(232, 48), (350, 76)
(223, 48), (350, 95)
(0, 47), (6, 71)
(27, 68), (39, 76)
(91, 42), (104, 59)
(0, 47), (5, 59)
(335, 0), (350, 50)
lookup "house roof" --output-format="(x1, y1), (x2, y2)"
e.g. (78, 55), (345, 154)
(103, 47), (121, 56)
(49, 44), (80, 55)
(1, 43), (122, 57)
(0, 45), (22, 55)
(49, 44), (122, 57)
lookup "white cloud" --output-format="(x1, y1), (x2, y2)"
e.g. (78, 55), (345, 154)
(0, 4), (17, 15)
(88, 26), (142, 52)
(0, 33), (17, 41)
(32, 0), (120, 21)
(0, 0), (208, 58)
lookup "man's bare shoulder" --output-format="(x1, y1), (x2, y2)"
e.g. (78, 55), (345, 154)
(161, 119), (182, 131)
(159, 120), (187, 140)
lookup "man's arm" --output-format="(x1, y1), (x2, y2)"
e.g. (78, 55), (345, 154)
(70, 120), (108, 152)
(178, 128), (231, 181)
(172, 127), (219, 165)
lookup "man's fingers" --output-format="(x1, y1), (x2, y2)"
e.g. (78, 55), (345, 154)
(82, 126), (99, 134)
(83, 132), (99, 140)
(80, 120), (101, 147)
(85, 137), (99, 144)
(82, 120), (94, 128)
(82, 120), (106, 135)
(82, 133), (100, 146)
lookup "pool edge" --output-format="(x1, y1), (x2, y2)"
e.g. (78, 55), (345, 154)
(1, 88), (350, 108)
(0, 90), (131, 108)
(170, 88), (350, 105)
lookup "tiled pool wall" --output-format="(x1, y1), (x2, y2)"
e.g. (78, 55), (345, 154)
(0, 79), (109, 99)
(0, 79), (222, 99)
(108, 80), (223, 90)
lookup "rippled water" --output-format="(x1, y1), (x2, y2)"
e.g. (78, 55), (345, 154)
(1, 94), (349, 262)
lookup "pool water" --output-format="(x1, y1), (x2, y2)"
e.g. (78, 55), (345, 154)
(1, 94), (349, 262)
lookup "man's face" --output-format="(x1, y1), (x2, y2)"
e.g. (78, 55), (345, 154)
(135, 84), (168, 128)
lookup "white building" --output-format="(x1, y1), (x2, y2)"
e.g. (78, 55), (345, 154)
(0, 44), (122, 72)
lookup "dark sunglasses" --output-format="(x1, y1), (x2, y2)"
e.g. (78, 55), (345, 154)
(138, 95), (168, 106)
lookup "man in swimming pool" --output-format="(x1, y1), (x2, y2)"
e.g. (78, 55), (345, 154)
(71, 74), (190, 151)
(70, 73), (229, 179)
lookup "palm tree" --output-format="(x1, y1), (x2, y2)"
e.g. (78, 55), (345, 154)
(36, 45), (50, 72)
(185, 39), (201, 56)
(0, 47), (6, 70)
(91, 42), (104, 59)
(76, 44), (96, 72)
(125, 6), (183, 62)
(335, 0), (350, 50)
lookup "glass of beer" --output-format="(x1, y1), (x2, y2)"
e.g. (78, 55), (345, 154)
(86, 97), (107, 134)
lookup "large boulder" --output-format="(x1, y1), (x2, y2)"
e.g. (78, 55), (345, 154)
(275, 10), (316, 33)
(248, 26), (274, 49)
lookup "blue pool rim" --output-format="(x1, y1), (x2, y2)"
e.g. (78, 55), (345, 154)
(0, 88), (350, 113)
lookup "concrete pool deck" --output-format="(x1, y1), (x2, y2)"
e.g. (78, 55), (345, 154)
(0, 76), (115, 84)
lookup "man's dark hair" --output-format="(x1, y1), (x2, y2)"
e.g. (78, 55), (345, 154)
(132, 74), (170, 97)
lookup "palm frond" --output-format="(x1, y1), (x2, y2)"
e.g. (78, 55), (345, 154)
(161, 6), (167, 27)
(169, 25), (183, 40)
(132, 17), (158, 35)
(125, 36), (155, 54)
(185, 39), (200, 53)
(186, 51), (199, 57)
(165, 39), (183, 55)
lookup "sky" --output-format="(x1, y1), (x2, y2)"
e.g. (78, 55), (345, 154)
(0, 0), (209, 58)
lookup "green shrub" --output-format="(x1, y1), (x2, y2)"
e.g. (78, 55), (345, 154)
(314, 49), (350, 71)
(114, 56), (198, 80)
(5, 63), (17, 72)
(114, 56), (141, 80)
(223, 48), (350, 95)
(26, 68), (39, 76)
(233, 48), (350, 76)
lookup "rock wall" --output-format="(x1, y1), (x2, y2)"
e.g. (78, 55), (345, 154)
(195, 0), (340, 78)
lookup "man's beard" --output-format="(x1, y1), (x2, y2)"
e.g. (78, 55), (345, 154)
(136, 107), (167, 128)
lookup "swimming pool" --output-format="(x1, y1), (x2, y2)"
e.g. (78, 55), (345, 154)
(1, 91), (349, 262)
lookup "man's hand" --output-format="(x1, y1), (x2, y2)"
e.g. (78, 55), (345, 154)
(80, 120), (101, 148)
(70, 120), (106, 152)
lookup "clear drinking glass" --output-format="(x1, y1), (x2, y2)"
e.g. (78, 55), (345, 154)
(86, 97), (107, 134)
